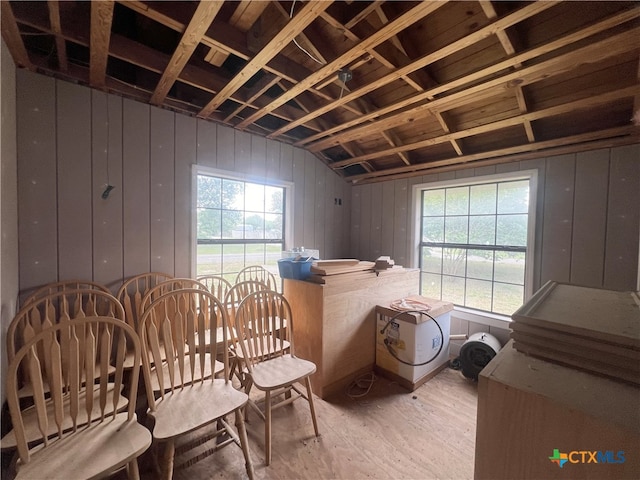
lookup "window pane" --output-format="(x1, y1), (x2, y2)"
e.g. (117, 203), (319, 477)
(266, 213), (283, 239)
(498, 180), (529, 214)
(223, 210), (243, 238)
(493, 282), (524, 315)
(445, 216), (468, 243)
(421, 273), (441, 299)
(222, 179), (243, 209)
(222, 243), (245, 275)
(197, 208), (221, 239)
(442, 275), (465, 305)
(469, 216), (495, 245)
(465, 279), (493, 311)
(446, 187), (469, 215)
(467, 250), (494, 280)
(470, 184), (496, 215)
(243, 212), (264, 239)
(494, 251), (525, 284)
(422, 247), (442, 274)
(246, 243), (266, 265)
(496, 214), (528, 246)
(423, 216), (444, 242)
(245, 183), (265, 212)
(265, 186), (283, 213)
(197, 176), (221, 208)
(197, 244), (221, 275)
(423, 190), (444, 216)
(266, 243), (283, 267)
(442, 248), (466, 276)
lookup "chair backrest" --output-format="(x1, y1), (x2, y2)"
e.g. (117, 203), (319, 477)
(116, 272), (173, 332)
(139, 278), (209, 317)
(235, 290), (294, 368)
(197, 275), (233, 301)
(21, 280), (111, 308)
(6, 316), (141, 464)
(234, 266), (278, 292)
(139, 289), (231, 404)
(7, 289), (126, 365)
(224, 280), (270, 328)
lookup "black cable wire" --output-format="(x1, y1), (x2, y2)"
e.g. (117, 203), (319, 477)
(380, 309), (444, 367)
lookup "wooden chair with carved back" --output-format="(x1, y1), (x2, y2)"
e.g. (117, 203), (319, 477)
(234, 266), (279, 293)
(2, 290), (128, 451)
(5, 316), (151, 479)
(234, 290), (319, 465)
(115, 272), (174, 334)
(139, 289), (254, 480)
(20, 280), (111, 309)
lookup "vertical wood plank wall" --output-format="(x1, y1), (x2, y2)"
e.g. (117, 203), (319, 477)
(16, 71), (351, 294)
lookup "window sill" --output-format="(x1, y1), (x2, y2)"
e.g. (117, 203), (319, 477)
(451, 306), (512, 330)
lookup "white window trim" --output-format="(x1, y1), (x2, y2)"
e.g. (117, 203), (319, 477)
(191, 165), (294, 276)
(410, 169), (538, 326)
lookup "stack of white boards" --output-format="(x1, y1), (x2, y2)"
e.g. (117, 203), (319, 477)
(510, 281), (640, 386)
(307, 259), (405, 284)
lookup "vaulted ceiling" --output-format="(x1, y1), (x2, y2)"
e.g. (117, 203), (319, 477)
(2, 1), (639, 184)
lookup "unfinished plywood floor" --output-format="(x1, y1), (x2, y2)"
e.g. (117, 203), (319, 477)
(134, 367), (478, 480)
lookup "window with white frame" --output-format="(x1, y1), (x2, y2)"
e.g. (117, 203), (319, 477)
(415, 172), (536, 317)
(193, 167), (291, 283)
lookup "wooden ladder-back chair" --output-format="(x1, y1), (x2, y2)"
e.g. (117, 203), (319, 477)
(116, 272), (174, 333)
(6, 316), (151, 480)
(139, 289), (254, 480)
(20, 280), (111, 308)
(235, 290), (319, 465)
(6, 289), (126, 394)
(224, 280), (280, 386)
(197, 275), (232, 301)
(2, 290), (128, 450)
(138, 278), (210, 364)
(234, 266), (279, 292)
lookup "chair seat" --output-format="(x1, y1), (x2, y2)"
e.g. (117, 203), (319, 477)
(149, 380), (248, 441)
(2, 383), (128, 450)
(148, 353), (223, 392)
(250, 354), (316, 390)
(14, 413), (151, 480)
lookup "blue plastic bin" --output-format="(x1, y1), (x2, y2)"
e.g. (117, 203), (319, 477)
(278, 257), (315, 280)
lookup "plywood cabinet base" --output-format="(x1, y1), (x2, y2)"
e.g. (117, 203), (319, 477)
(283, 269), (419, 399)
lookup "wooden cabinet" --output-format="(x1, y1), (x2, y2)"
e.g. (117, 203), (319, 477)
(283, 269), (419, 399)
(475, 342), (640, 479)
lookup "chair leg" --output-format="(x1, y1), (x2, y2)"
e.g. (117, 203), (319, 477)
(265, 390), (272, 466)
(235, 408), (255, 480)
(305, 377), (319, 437)
(161, 439), (175, 480)
(127, 458), (141, 480)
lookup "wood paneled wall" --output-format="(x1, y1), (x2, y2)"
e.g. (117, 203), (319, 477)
(351, 146), (640, 293)
(16, 70), (351, 294)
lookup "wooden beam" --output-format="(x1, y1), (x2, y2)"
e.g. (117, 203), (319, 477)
(297, 3), (636, 149)
(89, 0), (114, 87)
(47, 1), (68, 71)
(236, 1), (447, 129)
(330, 85), (639, 168)
(206, 0), (268, 67)
(118, 0), (359, 118)
(344, 1), (383, 30)
(308, 26), (640, 152)
(0, 1), (32, 69)
(354, 134), (640, 185)
(198, 1), (333, 118)
(273, 1), (555, 144)
(348, 125), (640, 183)
(434, 111), (464, 156)
(150, 1), (222, 105)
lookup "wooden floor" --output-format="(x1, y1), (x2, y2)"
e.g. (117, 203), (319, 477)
(132, 367), (478, 480)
